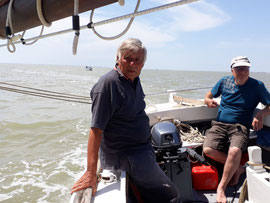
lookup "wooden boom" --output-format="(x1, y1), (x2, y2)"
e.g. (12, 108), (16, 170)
(0, 0), (118, 38)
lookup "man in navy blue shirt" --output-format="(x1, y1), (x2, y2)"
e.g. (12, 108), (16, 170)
(71, 38), (180, 203)
(203, 56), (270, 203)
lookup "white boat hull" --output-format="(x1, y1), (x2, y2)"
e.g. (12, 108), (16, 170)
(70, 170), (126, 203)
(70, 94), (270, 203)
(246, 146), (270, 203)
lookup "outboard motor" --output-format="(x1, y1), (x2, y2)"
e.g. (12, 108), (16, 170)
(151, 122), (182, 149)
(151, 122), (193, 203)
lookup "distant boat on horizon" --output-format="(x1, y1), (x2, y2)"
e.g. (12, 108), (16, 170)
(85, 66), (93, 71)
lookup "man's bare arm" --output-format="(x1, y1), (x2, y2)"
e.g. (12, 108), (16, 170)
(205, 90), (218, 108)
(71, 128), (102, 195)
(252, 104), (270, 131)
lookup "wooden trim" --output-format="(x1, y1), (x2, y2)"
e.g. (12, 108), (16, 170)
(173, 95), (205, 106)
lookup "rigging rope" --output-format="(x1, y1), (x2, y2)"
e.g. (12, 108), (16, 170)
(0, 0), (199, 48)
(0, 82), (90, 99)
(0, 86), (91, 104)
(89, 0), (140, 40)
(0, 82), (91, 104)
(19, 0), (52, 46)
(0, 81), (209, 105)
(86, 0), (199, 30)
(21, 25), (44, 45)
(146, 86), (212, 96)
(20, 0), (51, 45)
(6, 0), (16, 52)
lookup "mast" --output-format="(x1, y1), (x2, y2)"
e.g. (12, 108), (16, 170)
(0, 0), (118, 38)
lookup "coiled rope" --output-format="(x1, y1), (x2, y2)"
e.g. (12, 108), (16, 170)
(0, 0), (199, 48)
(89, 0), (140, 40)
(0, 82), (91, 104)
(158, 117), (205, 143)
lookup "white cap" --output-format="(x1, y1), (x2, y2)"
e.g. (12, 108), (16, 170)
(231, 56), (251, 69)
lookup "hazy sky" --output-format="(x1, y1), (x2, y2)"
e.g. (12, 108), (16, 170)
(0, 0), (269, 72)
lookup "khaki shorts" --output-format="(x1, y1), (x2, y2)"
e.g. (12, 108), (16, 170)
(203, 120), (249, 152)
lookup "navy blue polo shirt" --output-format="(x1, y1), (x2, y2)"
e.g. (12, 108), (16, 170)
(90, 67), (151, 158)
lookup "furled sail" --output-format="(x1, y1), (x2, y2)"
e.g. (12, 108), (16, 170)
(0, 0), (118, 38)
(0, 0), (199, 54)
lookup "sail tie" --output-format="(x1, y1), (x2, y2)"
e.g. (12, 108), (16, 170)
(72, 0), (80, 55)
(36, 0), (51, 27)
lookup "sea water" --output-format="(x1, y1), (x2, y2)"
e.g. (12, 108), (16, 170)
(0, 64), (269, 202)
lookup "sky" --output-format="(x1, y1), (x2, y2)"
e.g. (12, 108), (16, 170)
(0, 0), (270, 72)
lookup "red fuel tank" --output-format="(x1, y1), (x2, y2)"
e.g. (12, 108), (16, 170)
(192, 165), (219, 191)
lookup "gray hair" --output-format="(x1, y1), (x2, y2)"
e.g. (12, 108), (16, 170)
(116, 38), (147, 63)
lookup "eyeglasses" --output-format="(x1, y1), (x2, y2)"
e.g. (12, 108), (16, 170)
(233, 66), (250, 72)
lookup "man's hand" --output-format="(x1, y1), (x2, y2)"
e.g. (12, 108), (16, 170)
(205, 99), (218, 108)
(252, 105), (270, 131)
(70, 170), (98, 195)
(204, 90), (218, 108)
(71, 128), (102, 195)
(252, 112), (264, 131)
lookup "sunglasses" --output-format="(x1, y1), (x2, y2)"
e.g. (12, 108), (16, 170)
(233, 66), (250, 72)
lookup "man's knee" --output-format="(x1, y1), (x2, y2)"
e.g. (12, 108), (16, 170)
(203, 147), (216, 157)
(228, 147), (242, 157)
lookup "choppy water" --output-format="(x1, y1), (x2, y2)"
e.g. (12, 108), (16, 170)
(0, 64), (269, 202)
